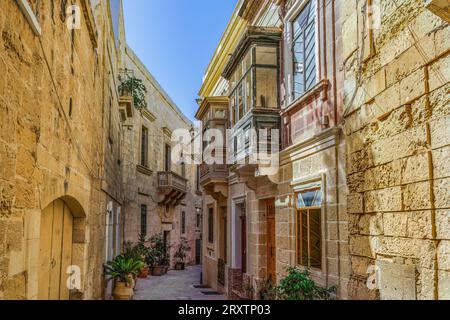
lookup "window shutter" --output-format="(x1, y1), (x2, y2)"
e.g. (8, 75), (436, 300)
(292, 1), (317, 99)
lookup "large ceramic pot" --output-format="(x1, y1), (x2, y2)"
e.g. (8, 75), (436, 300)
(113, 280), (134, 300)
(152, 266), (165, 276)
(138, 266), (149, 279)
(175, 262), (185, 271)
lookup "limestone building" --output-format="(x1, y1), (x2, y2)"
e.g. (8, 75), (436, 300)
(342, 0), (449, 300)
(120, 44), (202, 267)
(275, 0), (349, 298)
(0, 0), (201, 300)
(0, 0), (123, 300)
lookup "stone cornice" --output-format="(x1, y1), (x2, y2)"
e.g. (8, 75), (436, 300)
(195, 96), (229, 120)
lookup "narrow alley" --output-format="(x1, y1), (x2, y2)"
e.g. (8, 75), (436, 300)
(134, 266), (227, 301)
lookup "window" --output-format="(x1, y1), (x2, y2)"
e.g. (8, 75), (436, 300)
(228, 45), (278, 125)
(165, 144), (171, 171)
(181, 152), (186, 178)
(296, 188), (322, 269)
(140, 204), (147, 237)
(141, 126), (148, 167)
(208, 207), (214, 244)
(292, 0), (317, 99)
(181, 211), (186, 235)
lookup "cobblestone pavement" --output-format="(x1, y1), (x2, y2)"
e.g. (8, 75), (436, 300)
(134, 265), (227, 300)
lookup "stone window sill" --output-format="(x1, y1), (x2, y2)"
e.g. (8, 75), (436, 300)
(137, 165), (152, 176)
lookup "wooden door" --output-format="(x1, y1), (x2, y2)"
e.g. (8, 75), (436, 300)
(266, 199), (276, 281)
(38, 199), (73, 300)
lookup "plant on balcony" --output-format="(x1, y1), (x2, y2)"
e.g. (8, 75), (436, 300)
(174, 238), (191, 271)
(277, 267), (336, 300)
(145, 233), (169, 276)
(118, 73), (147, 109)
(104, 255), (144, 300)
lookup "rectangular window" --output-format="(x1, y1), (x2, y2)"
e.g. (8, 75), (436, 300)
(165, 144), (171, 171)
(140, 204), (147, 237)
(181, 211), (186, 235)
(292, 0), (317, 99)
(208, 207), (214, 244)
(141, 126), (148, 167)
(296, 188), (322, 269)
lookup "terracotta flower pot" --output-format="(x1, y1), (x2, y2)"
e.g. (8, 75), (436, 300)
(138, 266), (149, 279)
(113, 280), (134, 300)
(175, 262), (185, 271)
(152, 266), (165, 276)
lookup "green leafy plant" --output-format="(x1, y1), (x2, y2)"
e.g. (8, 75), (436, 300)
(174, 238), (191, 263)
(104, 255), (145, 284)
(277, 267), (336, 300)
(146, 233), (169, 267)
(118, 73), (147, 109)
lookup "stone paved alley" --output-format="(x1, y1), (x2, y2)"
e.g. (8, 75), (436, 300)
(134, 266), (227, 301)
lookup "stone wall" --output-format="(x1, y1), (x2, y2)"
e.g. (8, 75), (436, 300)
(0, 0), (114, 299)
(342, 0), (449, 300)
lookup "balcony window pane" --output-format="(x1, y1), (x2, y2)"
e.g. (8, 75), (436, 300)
(237, 83), (244, 120)
(255, 67), (278, 109)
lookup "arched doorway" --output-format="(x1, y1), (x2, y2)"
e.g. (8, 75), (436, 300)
(38, 199), (74, 300)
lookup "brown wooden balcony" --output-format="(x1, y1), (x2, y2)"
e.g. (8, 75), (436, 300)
(157, 171), (188, 206)
(199, 163), (228, 201)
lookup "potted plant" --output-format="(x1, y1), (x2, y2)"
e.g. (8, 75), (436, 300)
(136, 234), (151, 279)
(104, 255), (144, 300)
(174, 238), (190, 271)
(122, 239), (149, 281)
(118, 72), (147, 109)
(146, 234), (167, 276)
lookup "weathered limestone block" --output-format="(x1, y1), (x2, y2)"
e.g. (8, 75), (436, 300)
(436, 209), (450, 240)
(379, 237), (437, 269)
(347, 193), (364, 214)
(432, 146), (450, 179)
(377, 260), (417, 300)
(349, 235), (379, 258)
(383, 212), (408, 237)
(0, 143), (16, 181)
(385, 46), (425, 88)
(438, 241), (450, 271)
(358, 213), (384, 236)
(403, 181), (433, 210)
(430, 114), (450, 149)
(428, 54), (450, 92)
(438, 271), (450, 299)
(370, 126), (428, 166)
(364, 187), (402, 213)
(434, 178), (450, 209)
(401, 153), (429, 185)
(407, 211), (434, 239)
(364, 161), (402, 191)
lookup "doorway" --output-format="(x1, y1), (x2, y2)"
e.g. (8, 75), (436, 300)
(38, 199), (74, 300)
(266, 199), (276, 281)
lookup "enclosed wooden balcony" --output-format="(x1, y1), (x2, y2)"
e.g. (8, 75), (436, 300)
(157, 172), (187, 206)
(199, 163), (228, 201)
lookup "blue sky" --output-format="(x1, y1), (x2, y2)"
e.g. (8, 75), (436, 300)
(123, 0), (237, 122)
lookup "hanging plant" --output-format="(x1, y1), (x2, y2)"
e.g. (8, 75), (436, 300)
(118, 74), (148, 109)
